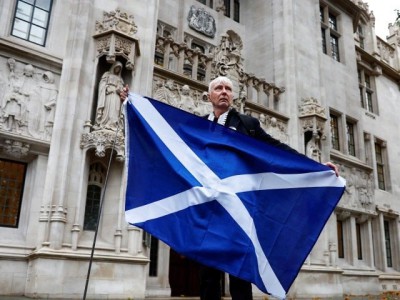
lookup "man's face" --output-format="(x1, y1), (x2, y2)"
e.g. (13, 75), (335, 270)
(208, 81), (233, 112)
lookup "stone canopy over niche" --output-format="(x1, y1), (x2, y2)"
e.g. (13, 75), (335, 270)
(93, 8), (140, 70)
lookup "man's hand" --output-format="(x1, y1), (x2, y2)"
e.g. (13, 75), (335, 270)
(324, 162), (339, 177)
(120, 84), (129, 103)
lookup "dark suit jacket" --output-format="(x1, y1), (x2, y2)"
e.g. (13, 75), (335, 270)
(223, 108), (298, 153)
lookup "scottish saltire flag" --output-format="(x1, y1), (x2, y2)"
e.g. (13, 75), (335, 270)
(123, 93), (345, 299)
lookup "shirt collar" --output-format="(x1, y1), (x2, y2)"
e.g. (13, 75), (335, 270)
(208, 110), (230, 126)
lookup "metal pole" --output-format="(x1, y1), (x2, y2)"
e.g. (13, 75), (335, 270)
(82, 104), (124, 300)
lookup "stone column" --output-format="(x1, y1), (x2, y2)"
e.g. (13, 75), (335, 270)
(366, 218), (375, 268)
(43, 0), (93, 249)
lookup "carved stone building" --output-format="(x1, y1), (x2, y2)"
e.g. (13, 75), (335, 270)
(0, 0), (399, 299)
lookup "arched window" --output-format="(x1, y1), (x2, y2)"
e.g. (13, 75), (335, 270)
(83, 162), (106, 231)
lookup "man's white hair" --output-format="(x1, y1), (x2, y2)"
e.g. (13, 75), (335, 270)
(208, 76), (233, 93)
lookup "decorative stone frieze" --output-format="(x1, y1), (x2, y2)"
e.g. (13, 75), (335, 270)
(3, 139), (30, 158)
(94, 8), (140, 70)
(299, 97), (326, 119)
(152, 76), (211, 116)
(335, 165), (375, 211)
(0, 57), (58, 142)
(377, 39), (395, 63)
(257, 112), (288, 144)
(187, 6), (216, 38)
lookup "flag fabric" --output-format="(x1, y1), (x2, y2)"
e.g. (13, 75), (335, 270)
(123, 93), (346, 299)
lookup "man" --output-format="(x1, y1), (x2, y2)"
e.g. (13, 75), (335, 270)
(206, 76), (296, 153)
(204, 76), (338, 175)
(120, 76), (339, 300)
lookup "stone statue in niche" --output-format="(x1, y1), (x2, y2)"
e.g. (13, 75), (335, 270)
(187, 6), (216, 38)
(94, 61), (125, 131)
(305, 132), (321, 162)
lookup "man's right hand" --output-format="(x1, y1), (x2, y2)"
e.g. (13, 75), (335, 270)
(120, 85), (129, 103)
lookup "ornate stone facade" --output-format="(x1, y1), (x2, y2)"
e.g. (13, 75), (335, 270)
(1, 1), (400, 299)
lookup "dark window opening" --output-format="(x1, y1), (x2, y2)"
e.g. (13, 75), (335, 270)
(0, 159), (27, 228)
(11, 0), (53, 46)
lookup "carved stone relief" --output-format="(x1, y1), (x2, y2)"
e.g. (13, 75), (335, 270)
(0, 57), (59, 142)
(376, 39), (395, 63)
(187, 6), (216, 38)
(2, 139), (30, 158)
(336, 164), (375, 211)
(152, 77), (211, 117)
(258, 113), (288, 143)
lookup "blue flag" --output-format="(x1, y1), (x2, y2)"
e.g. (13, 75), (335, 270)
(124, 93), (345, 299)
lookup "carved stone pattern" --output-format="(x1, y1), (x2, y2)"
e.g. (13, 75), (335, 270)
(298, 97), (326, 119)
(39, 205), (68, 222)
(97, 36), (111, 54)
(258, 113), (288, 143)
(336, 164), (375, 211)
(3, 139), (30, 158)
(377, 40), (395, 62)
(95, 9), (138, 36)
(115, 36), (131, 55)
(152, 77), (211, 117)
(187, 6), (216, 38)
(94, 9), (140, 71)
(80, 130), (125, 162)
